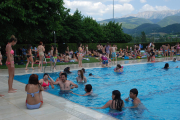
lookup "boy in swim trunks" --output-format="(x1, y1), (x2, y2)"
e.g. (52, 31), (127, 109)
(125, 88), (141, 108)
(72, 84), (92, 96)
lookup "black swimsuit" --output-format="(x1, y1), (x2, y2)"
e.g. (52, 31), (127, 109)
(27, 55), (31, 58)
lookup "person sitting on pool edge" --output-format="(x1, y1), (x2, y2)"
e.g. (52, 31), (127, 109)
(76, 70), (87, 83)
(25, 74), (44, 109)
(114, 64), (123, 74)
(125, 88), (141, 108)
(90, 90), (124, 111)
(52, 73), (78, 91)
(72, 84), (92, 96)
(39, 73), (55, 89)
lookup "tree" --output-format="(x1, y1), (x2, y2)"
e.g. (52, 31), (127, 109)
(141, 31), (147, 43)
(0, 0), (67, 45)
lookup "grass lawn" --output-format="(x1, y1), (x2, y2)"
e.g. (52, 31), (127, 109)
(0, 57), (147, 69)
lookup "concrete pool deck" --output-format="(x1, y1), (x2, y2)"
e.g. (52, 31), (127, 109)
(0, 57), (174, 120)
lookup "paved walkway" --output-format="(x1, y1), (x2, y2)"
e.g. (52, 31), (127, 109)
(0, 58), (172, 120)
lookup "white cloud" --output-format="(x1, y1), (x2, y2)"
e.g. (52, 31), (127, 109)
(140, 4), (170, 12)
(140, 0), (146, 3)
(64, 0), (134, 19)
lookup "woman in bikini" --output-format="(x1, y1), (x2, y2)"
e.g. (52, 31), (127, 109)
(37, 42), (45, 70)
(25, 45), (34, 70)
(6, 35), (17, 93)
(76, 70), (87, 83)
(39, 73), (55, 89)
(78, 43), (83, 67)
(26, 74), (44, 109)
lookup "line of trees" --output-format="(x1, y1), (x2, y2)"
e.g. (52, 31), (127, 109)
(0, 0), (132, 46)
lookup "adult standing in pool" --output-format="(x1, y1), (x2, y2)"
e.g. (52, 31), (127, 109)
(52, 73), (78, 91)
(76, 70), (87, 83)
(37, 42), (45, 70)
(25, 44), (34, 70)
(78, 43), (83, 67)
(6, 35), (17, 93)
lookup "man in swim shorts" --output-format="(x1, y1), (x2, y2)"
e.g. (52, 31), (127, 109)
(125, 88), (141, 108)
(111, 44), (117, 62)
(52, 73), (78, 91)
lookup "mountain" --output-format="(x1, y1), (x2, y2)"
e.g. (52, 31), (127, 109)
(158, 23), (180, 33)
(98, 17), (153, 29)
(149, 19), (161, 23)
(123, 23), (161, 35)
(157, 16), (180, 27)
(123, 23), (180, 36)
(174, 12), (180, 16)
(121, 9), (180, 20)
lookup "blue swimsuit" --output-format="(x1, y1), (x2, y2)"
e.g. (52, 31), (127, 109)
(26, 91), (41, 109)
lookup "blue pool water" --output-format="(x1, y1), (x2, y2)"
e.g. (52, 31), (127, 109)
(14, 61), (180, 120)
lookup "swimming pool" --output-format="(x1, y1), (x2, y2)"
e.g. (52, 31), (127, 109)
(14, 61), (180, 120)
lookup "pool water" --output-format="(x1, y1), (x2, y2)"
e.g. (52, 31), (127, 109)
(14, 61), (180, 120)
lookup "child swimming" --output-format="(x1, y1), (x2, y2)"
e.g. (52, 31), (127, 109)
(72, 84), (92, 96)
(125, 88), (141, 108)
(114, 64), (123, 74)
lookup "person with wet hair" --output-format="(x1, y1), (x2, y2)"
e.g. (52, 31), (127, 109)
(125, 88), (141, 108)
(52, 73), (78, 91)
(76, 70), (87, 83)
(6, 35), (17, 93)
(82, 68), (85, 73)
(64, 67), (72, 74)
(39, 73), (55, 89)
(91, 90), (124, 111)
(164, 63), (169, 69)
(72, 84), (92, 96)
(114, 64), (123, 73)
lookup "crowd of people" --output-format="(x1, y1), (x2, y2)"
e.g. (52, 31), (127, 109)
(24, 69), (141, 111)
(0, 35), (179, 113)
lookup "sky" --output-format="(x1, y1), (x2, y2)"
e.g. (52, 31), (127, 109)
(63, 0), (180, 21)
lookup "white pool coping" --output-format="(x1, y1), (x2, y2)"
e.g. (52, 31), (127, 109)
(0, 57), (175, 120)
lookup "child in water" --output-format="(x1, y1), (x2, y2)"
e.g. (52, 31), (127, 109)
(125, 88), (141, 108)
(72, 84), (92, 96)
(114, 64), (123, 73)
